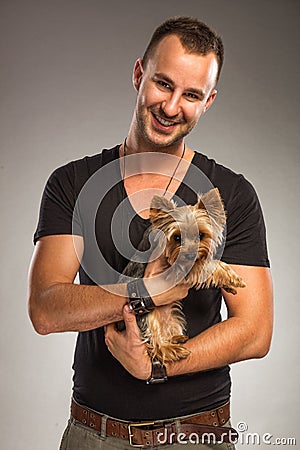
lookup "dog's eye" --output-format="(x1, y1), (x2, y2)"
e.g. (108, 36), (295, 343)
(199, 232), (204, 240)
(173, 234), (181, 243)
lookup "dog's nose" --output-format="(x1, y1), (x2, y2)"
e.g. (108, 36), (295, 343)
(183, 253), (196, 261)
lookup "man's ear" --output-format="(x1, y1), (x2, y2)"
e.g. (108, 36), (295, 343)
(203, 89), (217, 114)
(133, 59), (144, 91)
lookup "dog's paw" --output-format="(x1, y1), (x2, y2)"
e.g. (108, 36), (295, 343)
(222, 275), (246, 294)
(171, 334), (189, 344)
(229, 271), (246, 288)
(218, 262), (246, 292)
(149, 341), (190, 364)
(162, 344), (191, 363)
(223, 285), (238, 295)
(228, 273), (246, 290)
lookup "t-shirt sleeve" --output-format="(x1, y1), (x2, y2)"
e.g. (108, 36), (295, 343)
(221, 175), (270, 267)
(33, 162), (81, 244)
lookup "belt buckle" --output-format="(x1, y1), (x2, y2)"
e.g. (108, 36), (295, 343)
(128, 421), (155, 447)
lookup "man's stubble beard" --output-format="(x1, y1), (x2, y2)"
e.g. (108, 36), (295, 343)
(135, 106), (198, 149)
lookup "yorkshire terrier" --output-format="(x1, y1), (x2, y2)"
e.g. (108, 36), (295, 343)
(118, 188), (246, 364)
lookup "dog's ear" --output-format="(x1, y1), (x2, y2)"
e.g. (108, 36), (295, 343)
(197, 188), (226, 225)
(149, 195), (176, 226)
(150, 195), (176, 212)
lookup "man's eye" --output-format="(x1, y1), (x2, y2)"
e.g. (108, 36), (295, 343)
(185, 92), (199, 100)
(157, 81), (170, 89)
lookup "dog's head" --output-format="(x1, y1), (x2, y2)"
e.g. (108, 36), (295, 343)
(149, 188), (226, 267)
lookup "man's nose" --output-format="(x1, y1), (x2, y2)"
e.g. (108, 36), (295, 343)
(161, 91), (182, 118)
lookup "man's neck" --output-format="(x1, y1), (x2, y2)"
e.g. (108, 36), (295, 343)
(123, 126), (185, 157)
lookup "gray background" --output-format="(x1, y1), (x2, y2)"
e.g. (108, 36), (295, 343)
(1, 0), (299, 448)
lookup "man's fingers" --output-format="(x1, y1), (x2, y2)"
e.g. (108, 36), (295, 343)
(122, 305), (142, 337)
(123, 304), (137, 325)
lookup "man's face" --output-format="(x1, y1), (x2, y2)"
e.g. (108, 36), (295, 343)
(133, 35), (219, 148)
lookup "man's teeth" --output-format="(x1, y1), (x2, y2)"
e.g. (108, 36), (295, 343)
(155, 115), (175, 126)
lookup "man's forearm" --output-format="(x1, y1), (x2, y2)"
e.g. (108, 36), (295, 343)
(28, 235), (191, 336)
(166, 316), (271, 377)
(29, 282), (128, 335)
(167, 267), (273, 377)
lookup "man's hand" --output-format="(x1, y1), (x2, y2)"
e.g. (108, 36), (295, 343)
(105, 305), (151, 380)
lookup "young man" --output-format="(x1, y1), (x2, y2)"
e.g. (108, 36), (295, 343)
(29, 17), (273, 449)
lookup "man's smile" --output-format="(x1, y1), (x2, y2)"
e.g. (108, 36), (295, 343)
(151, 112), (182, 130)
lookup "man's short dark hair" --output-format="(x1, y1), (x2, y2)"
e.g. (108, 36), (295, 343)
(142, 16), (224, 84)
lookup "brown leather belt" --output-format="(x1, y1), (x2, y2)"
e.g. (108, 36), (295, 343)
(71, 399), (238, 447)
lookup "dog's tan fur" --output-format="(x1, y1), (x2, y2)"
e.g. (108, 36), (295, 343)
(141, 188), (246, 364)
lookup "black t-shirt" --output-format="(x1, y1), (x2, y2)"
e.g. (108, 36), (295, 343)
(34, 146), (270, 421)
